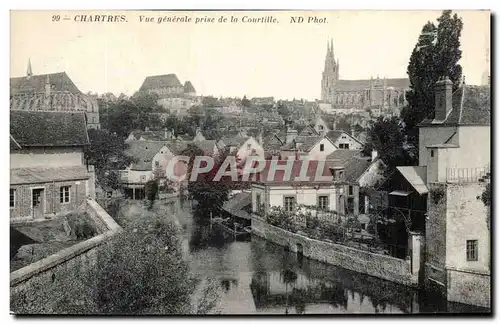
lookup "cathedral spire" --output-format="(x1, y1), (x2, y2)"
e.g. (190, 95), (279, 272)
(26, 58), (33, 78)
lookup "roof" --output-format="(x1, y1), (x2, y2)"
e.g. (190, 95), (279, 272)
(326, 149), (362, 165)
(11, 166), (90, 185)
(139, 74), (182, 92)
(10, 111), (89, 147)
(396, 166), (428, 195)
(343, 157), (372, 183)
(334, 78), (409, 92)
(262, 133), (284, 151)
(183, 81), (196, 93)
(10, 135), (22, 150)
(192, 140), (216, 154)
(282, 135), (323, 152)
(221, 136), (249, 147)
(298, 125), (319, 136)
(165, 141), (190, 155)
(253, 160), (334, 184)
(10, 72), (82, 95)
(419, 85), (491, 127)
(125, 141), (166, 171)
(325, 130), (362, 146)
(222, 192), (252, 220)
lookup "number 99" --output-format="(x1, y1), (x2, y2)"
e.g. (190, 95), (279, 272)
(52, 15), (60, 22)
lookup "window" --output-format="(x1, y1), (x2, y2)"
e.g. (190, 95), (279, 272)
(320, 144), (325, 152)
(466, 240), (478, 261)
(256, 193), (261, 212)
(60, 186), (70, 203)
(339, 143), (350, 149)
(348, 186), (354, 196)
(284, 196), (296, 212)
(318, 125), (324, 131)
(247, 143), (251, 150)
(430, 150), (434, 157)
(10, 189), (15, 208)
(155, 161), (160, 167)
(318, 195), (329, 210)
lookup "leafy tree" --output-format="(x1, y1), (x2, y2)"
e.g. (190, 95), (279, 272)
(402, 10), (463, 149)
(241, 95), (251, 108)
(85, 129), (135, 190)
(363, 116), (416, 170)
(182, 145), (231, 216)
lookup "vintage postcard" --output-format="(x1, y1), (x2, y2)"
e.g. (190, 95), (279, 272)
(9, 10), (491, 315)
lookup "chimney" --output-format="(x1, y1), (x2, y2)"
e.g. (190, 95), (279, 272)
(145, 126), (150, 132)
(371, 149), (378, 162)
(434, 76), (453, 121)
(285, 126), (298, 144)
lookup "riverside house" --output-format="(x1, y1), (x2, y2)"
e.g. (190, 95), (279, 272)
(10, 110), (95, 220)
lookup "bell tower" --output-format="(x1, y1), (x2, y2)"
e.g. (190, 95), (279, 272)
(321, 39), (339, 103)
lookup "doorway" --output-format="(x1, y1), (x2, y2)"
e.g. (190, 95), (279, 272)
(32, 188), (45, 219)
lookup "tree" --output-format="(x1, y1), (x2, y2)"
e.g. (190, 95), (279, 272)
(363, 116), (416, 170)
(481, 183), (491, 230)
(241, 95), (251, 108)
(402, 10), (463, 149)
(85, 129), (135, 190)
(182, 145), (231, 217)
(276, 100), (291, 120)
(145, 180), (159, 209)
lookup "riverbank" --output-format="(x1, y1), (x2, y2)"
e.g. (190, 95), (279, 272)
(252, 215), (418, 287)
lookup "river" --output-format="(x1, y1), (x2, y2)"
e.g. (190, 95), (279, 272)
(166, 198), (488, 315)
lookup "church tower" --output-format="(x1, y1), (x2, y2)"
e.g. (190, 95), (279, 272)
(321, 39), (339, 103)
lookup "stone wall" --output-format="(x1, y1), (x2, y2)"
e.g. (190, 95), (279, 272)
(447, 268), (490, 308)
(10, 199), (122, 314)
(252, 215), (417, 286)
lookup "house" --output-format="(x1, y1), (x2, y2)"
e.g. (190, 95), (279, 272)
(417, 78), (491, 308)
(280, 134), (337, 161)
(10, 63), (100, 129)
(325, 130), (364, 150)
(218, 135), (265, 163)
(10, 111), (95, 220)
(125, 128), (177, 142)
(251, 159), (342, 218)
(313, 116), (330, 135)
(327, 149), (386, 218)
(121, 140), (188, 199)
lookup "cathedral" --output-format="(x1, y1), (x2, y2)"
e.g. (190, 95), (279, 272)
(10, 60), (100, 129)
(321, 39), (409, 113)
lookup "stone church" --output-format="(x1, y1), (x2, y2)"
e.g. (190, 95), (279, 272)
(321, 39), (409, 113)
(10, 60), (100, 129)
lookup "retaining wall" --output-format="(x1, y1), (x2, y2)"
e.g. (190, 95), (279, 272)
(252, 215), (418, 286)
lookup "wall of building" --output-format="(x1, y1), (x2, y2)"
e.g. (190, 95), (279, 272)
(122, 169), (153, 185)
(265, 185), (341, 213)
(333, 134), (363, 151)
(447, 269), (490, 308)
(11, 147), (85, 168)
(418, 126), (456, 166)
(456, 126), (490, 169)
(236, 138), (265, 162)
(308, 138), (336, 160)
(252, 216), (417, 286)
(10, 179), (88, 219)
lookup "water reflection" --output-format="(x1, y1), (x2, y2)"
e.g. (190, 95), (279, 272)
(167, 199), (489, 314)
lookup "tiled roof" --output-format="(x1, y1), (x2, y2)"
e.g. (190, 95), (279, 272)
(10, 135), (22, 150)
(343, 157), (372, 183)
(125, 140), (166, 171)
(192, 140), (216, 154)
(166, 141), (190, 155)
(325, 130), (344, 143)
(326, 149), (362, 164)
(183, 81), (196, 93)
(262, 133), (284, 151)
(253, 160), (334, 184)
(11, 166), (90, 185)
(420, 85), (491, 127)
(139, 74), (182, 92)
(10, 72), (82, 95)
(282, 135), (323, 152)
(298, 125), (319, 136)
(10, 110), (89, 147)
(221, 136), (249, 147)
(334, 78), (409, 92)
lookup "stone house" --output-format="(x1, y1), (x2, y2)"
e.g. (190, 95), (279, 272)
(10, 111), (95, 220)
(419, 78), (491, 308)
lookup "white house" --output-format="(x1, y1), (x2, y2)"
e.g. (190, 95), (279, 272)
(219, 136), (265, 163)
(419, 78), (491, 308)
(325, 130), (364, 150)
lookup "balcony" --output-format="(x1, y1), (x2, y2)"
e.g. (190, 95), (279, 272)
(446, 166), (490, 183)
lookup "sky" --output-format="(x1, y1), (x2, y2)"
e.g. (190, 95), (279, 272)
(10, 10), (490, 100)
